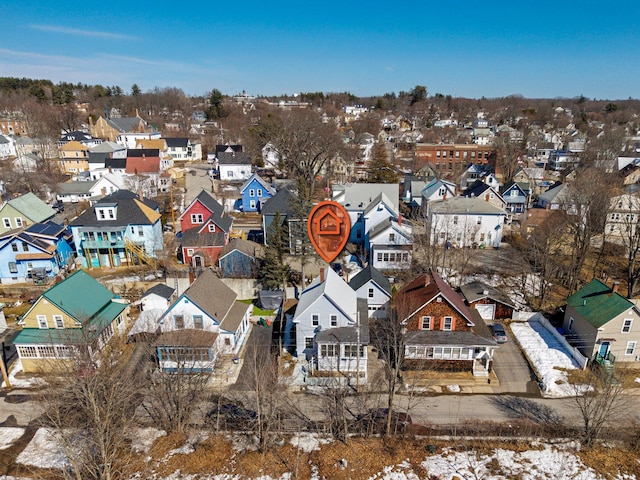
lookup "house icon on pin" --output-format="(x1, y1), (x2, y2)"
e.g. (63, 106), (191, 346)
(314, 209), (342, 235)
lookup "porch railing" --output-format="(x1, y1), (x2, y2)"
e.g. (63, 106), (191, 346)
(594, 351), (616, 366)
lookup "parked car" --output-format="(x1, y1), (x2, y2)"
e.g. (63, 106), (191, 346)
(207, 404), (258, 423)
(491, 324), (508, 343)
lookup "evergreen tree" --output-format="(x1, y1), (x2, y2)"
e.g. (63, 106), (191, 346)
(259, 212), (291, 290)
(367, 141), (398, 183)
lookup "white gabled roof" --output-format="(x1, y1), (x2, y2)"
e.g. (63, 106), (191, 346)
(293, 268), (357, 322)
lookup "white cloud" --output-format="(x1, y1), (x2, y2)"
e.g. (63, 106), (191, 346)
(29, 24), (137, 41)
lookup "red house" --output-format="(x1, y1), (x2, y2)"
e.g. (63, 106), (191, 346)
(179, 191), (224, 232)
(394, 269), (497, 376)
(179, 191), (233, 268)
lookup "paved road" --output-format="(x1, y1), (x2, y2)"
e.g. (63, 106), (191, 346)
(184, 162), (216, 205)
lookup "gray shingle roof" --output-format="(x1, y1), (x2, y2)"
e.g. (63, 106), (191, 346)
(459, 281), (517, 309)
(348, 265), (392, 295)
(69, 190), (159, 227)
(144, 283), (175, 300)
(183, 268), (236, 321)
(404, 330), (497, 347)
(429, 197), (506, 215)
(261, 188), (296, 216)
(218, 151), (252, 165)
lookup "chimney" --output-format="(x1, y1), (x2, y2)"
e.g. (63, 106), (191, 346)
(320, 268), (325, 282)
(612, 281), (620, 293)
(398, 214), (402, 226)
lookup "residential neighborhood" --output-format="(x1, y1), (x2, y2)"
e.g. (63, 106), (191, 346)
(1, 79), (640, 479)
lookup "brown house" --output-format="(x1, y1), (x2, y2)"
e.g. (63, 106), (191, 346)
(459, 281), (517, 321)
(395, 269), (497, 376)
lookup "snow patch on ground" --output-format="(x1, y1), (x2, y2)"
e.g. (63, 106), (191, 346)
(1, 360), (46, 389)
(289, 432), (333, 452)
(15, 428), (69, 470)
(131, 428), (167, 453)
(446, 384), (461, 393)
(0, 427), (24, 450)
(510, 319), (580, 398)
(422, 444), (609, 480)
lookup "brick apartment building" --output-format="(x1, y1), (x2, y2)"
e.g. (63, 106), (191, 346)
(415, 143), (496, 178)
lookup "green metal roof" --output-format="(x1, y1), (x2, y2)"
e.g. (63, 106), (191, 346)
(14, 300), (127, 345)
(7, 192), (55, 223)
(566, 279), (634, 328)
(43, 270), (115, 319)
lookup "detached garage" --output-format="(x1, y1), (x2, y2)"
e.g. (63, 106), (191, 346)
(459, 281), (517, 321)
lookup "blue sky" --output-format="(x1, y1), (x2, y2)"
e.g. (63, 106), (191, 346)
(2, 1), (639, 100)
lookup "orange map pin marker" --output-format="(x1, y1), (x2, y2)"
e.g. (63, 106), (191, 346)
(307, 201), (351, 263)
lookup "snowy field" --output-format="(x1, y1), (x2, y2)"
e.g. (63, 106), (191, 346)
(510, 318), (581, 398)
(9, 429), (635, 480)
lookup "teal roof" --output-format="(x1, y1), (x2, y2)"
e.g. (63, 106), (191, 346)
(43, 270), (115, 319)
(566, 279), (634, 328)
(7, 192), (55, 223)
(14, 300), (126, 345)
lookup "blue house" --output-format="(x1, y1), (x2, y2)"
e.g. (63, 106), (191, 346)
(218, 238), (260, 278)
(0, 221), (75, 284)
(69, 190), (163, 269)
(500, 181), (530, 220)
(239, 173), (275, 212)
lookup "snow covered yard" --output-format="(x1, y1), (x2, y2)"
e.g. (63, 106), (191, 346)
(510, 317), (582, 398)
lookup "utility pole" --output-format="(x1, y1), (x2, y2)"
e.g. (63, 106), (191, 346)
(0, 350), (10, 389)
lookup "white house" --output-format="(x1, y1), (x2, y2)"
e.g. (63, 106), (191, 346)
(56, 177), (120, 203)
(605, 193), (640, 240)
(348, 265), (392, 319)
(428, 196), (506, 248)
(366, 218), (413, 270)
(218, 151), (252, 181)
(155, 268), (252, 372)
(13, 153), (39, 173)
(116, 131), (162, 149)
(165, 138), (202, 162)
(292, 268), (369, 379)
(0, 134), (16, 159)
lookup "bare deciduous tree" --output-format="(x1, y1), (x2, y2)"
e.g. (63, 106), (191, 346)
(39, 336), (141, 480)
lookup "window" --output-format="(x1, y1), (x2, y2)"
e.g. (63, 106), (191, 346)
(99, 209), (105, 219)
(108, 209), (115, 219)
(389, 233), (395, 242)
(193, 315), (204, 329)
(344, 345), (359, 357)
(249, 189), (255, 197)
(191, 213), (204, 224)
(368, 288), (374, 298)
(174, 315), (185, 329)
(138, 226), (143, 236)
(477, 216), (482, 225)
(37, 315), (48, 329)
(18, 346), (37, 358)
(312, 314), (319, 326)
(22, 242), (28, 252)
(321, 344), (338, 357)
(330, 315), (338, 327)
(305, 337), (314, 349)
(8, 262), (17, 273)
(3, 218), (11, 228)
(377, 253), (383, 261)
(257, 189), (263, 197)
(11, 243), (17, 252)
(54, 315), (64, 329)
(421, 316), (431, 330)
(568, 317), (574, 331)
(453, 216), (458, 225)
(249, 200), (257, 209)
(208, 224), (216, 232)
(15, 218), (23, 228)
(622, 318), (633, 333)
(626, 341), (637, 356)
(443, 317), (453, 331)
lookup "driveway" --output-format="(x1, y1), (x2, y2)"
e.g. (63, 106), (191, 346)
(491, 322), (539, 394)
